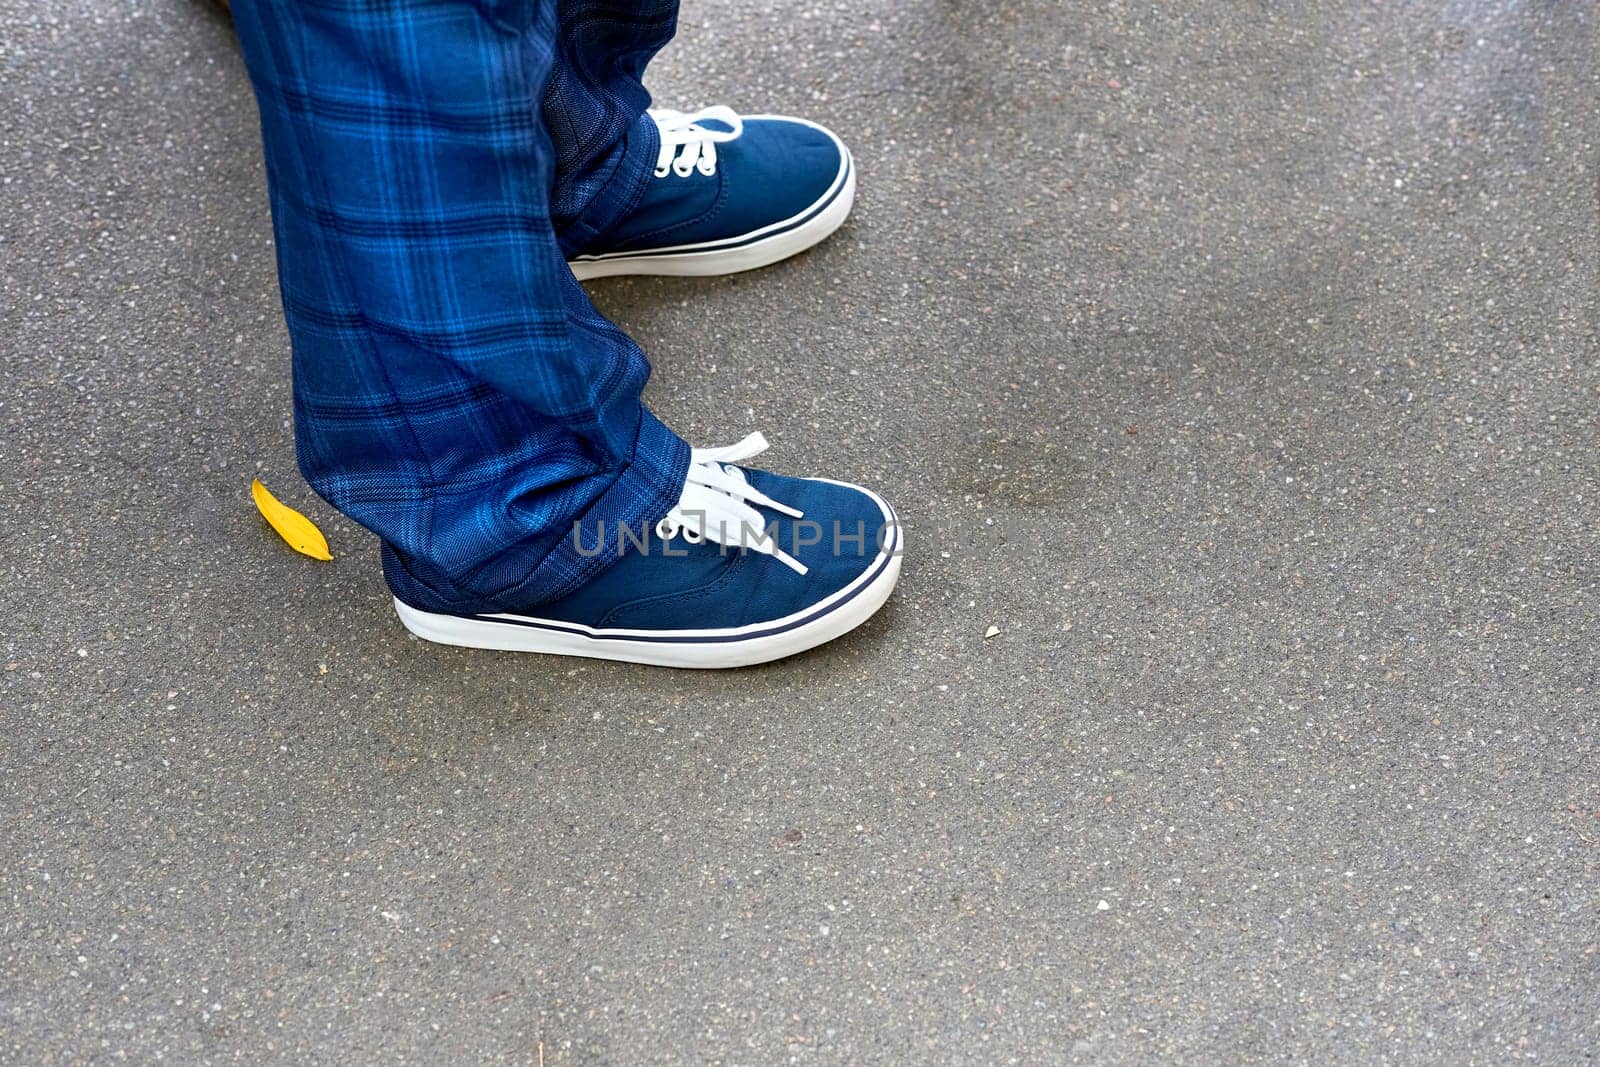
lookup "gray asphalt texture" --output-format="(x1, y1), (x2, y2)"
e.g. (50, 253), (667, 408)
(3, 0), (1597, 1062)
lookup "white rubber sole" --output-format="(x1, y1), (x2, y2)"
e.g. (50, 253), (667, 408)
(568, 116), (856, 281)
(393, 486), (901, 669)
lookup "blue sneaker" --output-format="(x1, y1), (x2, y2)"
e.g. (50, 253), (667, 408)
(568, 107), (856, 280)
(391, 434), (901, 668)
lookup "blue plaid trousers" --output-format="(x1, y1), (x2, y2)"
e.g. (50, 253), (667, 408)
(231, 0), (690, 611)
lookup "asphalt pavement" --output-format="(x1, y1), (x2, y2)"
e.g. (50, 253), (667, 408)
(2, 0), (1596, 1061)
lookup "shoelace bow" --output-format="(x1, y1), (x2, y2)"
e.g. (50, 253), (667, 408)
(655, 432), (808, 575)
(650, 106), (744, 178)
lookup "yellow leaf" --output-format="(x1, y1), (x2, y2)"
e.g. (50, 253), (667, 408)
(251, 479), (333, 561)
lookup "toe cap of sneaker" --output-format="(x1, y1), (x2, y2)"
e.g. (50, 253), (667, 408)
(742, 469), (895, 609)
(719, 116), (850, 234)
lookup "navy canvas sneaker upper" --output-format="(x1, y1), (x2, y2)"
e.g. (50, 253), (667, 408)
(536, 466), (894, 632)
(568, 108), (856, 278)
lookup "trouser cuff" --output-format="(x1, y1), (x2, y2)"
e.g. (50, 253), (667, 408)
(555, 114), (660, 258)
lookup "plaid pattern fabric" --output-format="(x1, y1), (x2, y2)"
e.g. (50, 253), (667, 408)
(231, 0), (688, 612)
(545, 0), (680, 254)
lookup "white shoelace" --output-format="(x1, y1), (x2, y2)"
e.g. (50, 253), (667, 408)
(650, 106), (744, 178)
(655, 432), (808, 575)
